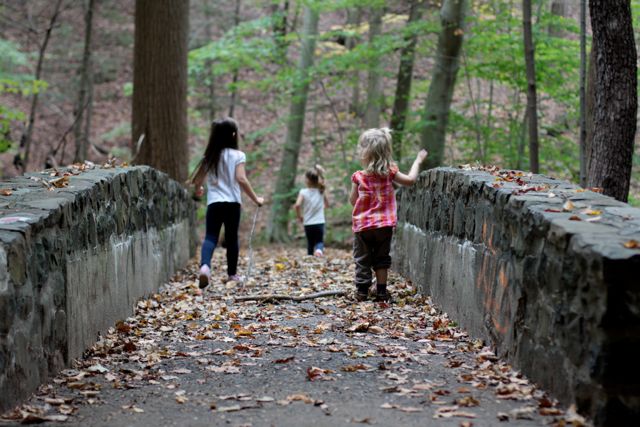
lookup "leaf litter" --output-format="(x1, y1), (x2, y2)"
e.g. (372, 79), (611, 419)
(2, 247), (587, 426)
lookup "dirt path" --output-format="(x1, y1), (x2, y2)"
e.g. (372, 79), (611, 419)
(2, 248), (587, 427)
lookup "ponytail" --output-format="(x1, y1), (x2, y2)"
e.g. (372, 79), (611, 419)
(305, 164), (326, 194)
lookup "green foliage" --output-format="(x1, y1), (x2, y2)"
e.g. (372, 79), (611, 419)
(448, 1), (581, 178)
(0, 39), (48, 154)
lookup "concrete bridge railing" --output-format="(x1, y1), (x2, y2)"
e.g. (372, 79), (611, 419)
(0, 165), (196, 411)
(393, 167), (640, 426)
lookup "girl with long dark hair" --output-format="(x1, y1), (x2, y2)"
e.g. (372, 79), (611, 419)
(192, 117), (264, 289)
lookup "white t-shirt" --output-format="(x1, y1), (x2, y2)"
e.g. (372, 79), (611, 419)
(299, 188), (325, 225)
(206, 148), (246, 205)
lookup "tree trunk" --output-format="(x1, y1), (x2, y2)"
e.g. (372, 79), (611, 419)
(586, 0), (637, 202)
(268, 6), (319, 242)
(204, 0), (216, 122)
(523, 0), (540, 173)
(132, 0), (190, 183)
(346, 8), (362, 116)
(363, 7), (384, 129)
(73, 0), (96, 163)
(390, 0), (423, 163)
(420, 0), (468, 170)
(19, 0), (64, 173)
(578, 0), (587, 186)
(228, 0), (242, 117)
(585, 45), (596, 179)
(549, 0), (568, 37)
(272, 1), (289, 61)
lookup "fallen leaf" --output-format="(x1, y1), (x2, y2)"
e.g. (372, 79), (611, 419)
(0, 189), (12, 196)
(623, 240), (640, 249)
(563, 200), (575, 211)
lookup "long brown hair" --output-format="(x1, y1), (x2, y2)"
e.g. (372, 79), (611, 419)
(305, 164), (326, 194)
(202, 117), (239, 177)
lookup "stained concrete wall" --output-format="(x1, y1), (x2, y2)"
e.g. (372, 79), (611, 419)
(0, 166), (196, 411)
(393, 167), (640, 426)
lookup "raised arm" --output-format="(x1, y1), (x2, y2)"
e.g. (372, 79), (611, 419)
(393, 149), (428, 186)
(235, 163), (264, 206)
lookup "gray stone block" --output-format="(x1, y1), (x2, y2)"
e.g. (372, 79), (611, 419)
(0, 166), (195, 412)
(393, 167), (640, 426)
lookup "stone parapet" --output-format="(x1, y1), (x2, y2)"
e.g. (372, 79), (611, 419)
(0, 166), (196, 411)
(393, 167), (640, 426)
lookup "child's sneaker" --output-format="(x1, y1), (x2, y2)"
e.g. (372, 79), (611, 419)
(355, 285), (369, 302)
(374, 284), (391, 302)
(227, 274), (244, 283)
(314, 248), (324, 257)
(198, 265), (211, 289)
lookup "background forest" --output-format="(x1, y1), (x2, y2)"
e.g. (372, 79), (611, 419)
(1, 0), (639, 244)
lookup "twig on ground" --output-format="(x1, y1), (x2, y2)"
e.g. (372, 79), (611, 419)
(234, 290), (347, 303)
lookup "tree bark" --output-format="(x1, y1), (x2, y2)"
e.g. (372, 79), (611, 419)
(19, 0), (64, 173)
(228, 0), (242, 118)
(390, 0), (423, 163)
(549, 0), (568, 37)
(585, 45), (596, 179)
(523, 0), (540, 173)
(363, 7), (384, 129)
(346, 7), (362, 116)
(579, 0), (587, 186)
(73, 0), (96, 163)
(203, 0), (216, 122)
(420, 0), (468, 170)
(271, 1), (289, 61)
(132, 0), (190, 183)
(586, 0), (637, 201)
(268, 5), (319, 242)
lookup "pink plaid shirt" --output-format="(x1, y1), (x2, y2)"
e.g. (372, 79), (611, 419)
(351, 165), (398, 233)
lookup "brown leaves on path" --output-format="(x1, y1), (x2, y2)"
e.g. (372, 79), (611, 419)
(2, 247), (582, 426)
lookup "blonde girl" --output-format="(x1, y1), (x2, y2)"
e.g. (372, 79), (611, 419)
(350, 128), (427, 301)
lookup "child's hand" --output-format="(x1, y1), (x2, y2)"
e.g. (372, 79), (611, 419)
(194, 185), (205, 200)
(256, 196), (265, 207)
(416, 149), (428, 164)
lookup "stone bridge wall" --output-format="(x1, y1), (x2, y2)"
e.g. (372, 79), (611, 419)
(0, 166), (196, 411)
(393, 167), (640, 426)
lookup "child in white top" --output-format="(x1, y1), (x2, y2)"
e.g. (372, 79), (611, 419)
(294, 165), (329, 256)
(192, 117), (264, 289)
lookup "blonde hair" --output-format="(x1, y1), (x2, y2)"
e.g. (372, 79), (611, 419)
(358, 128), (394, 175)
(305, 164), (326, 193)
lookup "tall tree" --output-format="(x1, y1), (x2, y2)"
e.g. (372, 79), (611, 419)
(549, 0), (568, 37)
(346, 7), (362, 116)
(132, 0), (189, 183)
(18, 0), (64, 172)
(523, 0), (539, 173)
(578, 0), (587, 186)
(73, 0), (96, 163)
(420, 0), (468, 169)
(271, 0), (290, 60)
(587, 0), (637, 201)
(390, 0), (423, 163)
(228, 0), (242, 117)
(203, 0), (217, 122)
(363, 6), (384, 129)
(268, 4), (319, 242)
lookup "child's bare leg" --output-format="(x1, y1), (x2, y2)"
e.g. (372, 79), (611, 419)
(374, 268), (388, 285)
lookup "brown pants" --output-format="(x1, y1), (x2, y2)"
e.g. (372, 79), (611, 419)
(353, 227), (393, 290)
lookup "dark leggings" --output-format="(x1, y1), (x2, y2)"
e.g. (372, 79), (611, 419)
(304, 224), (325, 255)
(200, 202), (241, 275)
